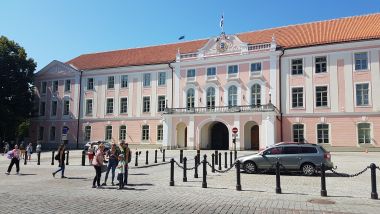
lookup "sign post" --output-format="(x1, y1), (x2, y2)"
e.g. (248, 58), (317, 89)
(232, 127), (238, 160)
(62, 127), (69, 145)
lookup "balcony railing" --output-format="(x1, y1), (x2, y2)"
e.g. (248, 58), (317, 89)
(164, 104), (278, 115)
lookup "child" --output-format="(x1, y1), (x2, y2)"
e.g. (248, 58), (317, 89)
(116, 154), (125, 190)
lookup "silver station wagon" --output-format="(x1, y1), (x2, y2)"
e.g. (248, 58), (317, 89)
(237, 143), (334, 176)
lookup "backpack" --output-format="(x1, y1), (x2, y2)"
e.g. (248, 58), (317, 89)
(55, 154), (60, 160)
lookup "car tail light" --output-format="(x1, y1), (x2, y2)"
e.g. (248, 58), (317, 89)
(324, 152), (331, 160)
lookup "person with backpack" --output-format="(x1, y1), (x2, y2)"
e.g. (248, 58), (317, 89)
(26, 143), (33, 161)
(5, 144), (21, 175)
(102, 143), (119, 186)
(92, 143), (105, 189)
(52, 144), (67, 178)
(119, 141), (131, 186)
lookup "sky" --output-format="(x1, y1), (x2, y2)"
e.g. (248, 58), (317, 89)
(1, 0), (380, 71)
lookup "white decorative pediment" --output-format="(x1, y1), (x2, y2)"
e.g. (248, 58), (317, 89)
(198, 33), (248, 57)
(36, 60), (79, 78)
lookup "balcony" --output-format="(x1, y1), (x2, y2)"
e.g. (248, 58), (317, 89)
(164, 104), (278, 115)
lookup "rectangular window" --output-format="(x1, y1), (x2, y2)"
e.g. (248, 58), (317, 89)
(63, 100), (70, 115)
(105, 126), (112, 140)
(355, 52), (368, 71)
(41, 82), (47, 94)
(291, 59), (303, 75)
(158, 72), (166, 86)
(293, 124), (304, 143)
(107, 76), (115, 89)
(143, 97), (150, 113)
(358, 123), (371, 144)
(356, 83), (369, 106)
(87, 78), (94, 90)
(291, 87), (303, 108)
(143, 73), (151, 87)
(316, 86), (328, 107)
(187, 69), (196, 78)
(158, 96), (166, 112)
(52, 80), (58, 92)
(39, 102), (46, 116)
(207, 67), (216, 76)
(228, 65), (238, 74)
(121, 75), (128, 88)
(65, 79), (71, 92)
(51, 101), (57, 116)
(38, 126), (44, 141)
(84, 126), (91, 141)
(86, 99), (93, 116)
(120, 97), (128, 114)
(142, 125), (149, 140)
(50, 126), (56, 141)
(250, 62), (262, 74)
(317, 124), (329, 143)
(119, 125), (126, 140)
(157, 125), (163, 141)
(106, 98), (114, 114)
(315, 56), (327, 73)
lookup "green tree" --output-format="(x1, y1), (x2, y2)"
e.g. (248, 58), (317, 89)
(0, 36), (36, 141)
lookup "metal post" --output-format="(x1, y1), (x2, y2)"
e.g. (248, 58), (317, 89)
(234, 150), (237, 161)
(370, 163), (378, 199)
(230, 151), (233, 167)
(51, 151), (55, 165)
(145, 150), (149, 165)
(218, 153), (222, 170)
(65, 150), (69, 166)
(81, 150), (85, 166)
(180, 149), (183, 163)
(183, 157), (187, 182)
(233, 136), (237, 160)
(24, 153), (27, 165)
(197, 149), (200, 164)
(224, 152), (227, 168)
(211, 154), (215, 173)
(320, 163), (327, 197)
(135, 151), (138, 166)
(163, 149), (166, 162)
(37, 151), (41, 165)
(236, 160), (242, 191)
(275, 161), (282, 194)
(202, 155), (207, 188)
(154, 150), (157, 163)
(215, 150), (218, 165)
(170, 158), (174, 186)
(194, 155), (198, 178)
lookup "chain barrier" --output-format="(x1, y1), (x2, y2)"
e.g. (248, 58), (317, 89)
(206, 161), (236, 173)
(173, 160), (201, 171)
(329, 166), (369, 177)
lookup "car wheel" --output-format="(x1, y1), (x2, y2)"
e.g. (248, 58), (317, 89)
(301, 163), (315, 176)
(244, 161), (257, 174)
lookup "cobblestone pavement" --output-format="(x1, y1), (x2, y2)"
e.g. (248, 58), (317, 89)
(0, 150), (379, 214)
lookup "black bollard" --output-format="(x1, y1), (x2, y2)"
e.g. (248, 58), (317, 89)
(218, 153), (222, 170)
(230, 151), (233, 167)
(135, 151), (138, 166)
(163, 149), (166, 162)
(170, 158), (175, 186)
(194, 155), (199, 178)
(154, 150), (157, 163)
(37, 152), (41, 165)
(24, 153), (27, 165)
(197, 149), (200, 164)
(370, 163), (378, 199)
(275, 161), (282, 194)
(51, 151), (55, 165)
(224, 152), (227, 168)
(234, 150), (237, 160)
(202, 155), (207, 188)
(183, 157), (187, 182)
(81, 150), (85, 166)
(211, 154), (215, 173)
(320, 163), (327, 197)
(236, 160), (242, 191)
(215, 150), (218, 165)
(66, 150), (69, 166)
(180, 150), (183, 163)
(145, 150), (149, 165)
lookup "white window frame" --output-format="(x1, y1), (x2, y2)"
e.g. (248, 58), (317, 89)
(143, 73), (151, 87)
(52, 80), (59, 93)
(84, 126), (91, 141)
(51, 100), (58, 117)
(142, 96), (151, 113)
(186, 69), (196, 82)
(316, 123), (330, 144)
(292, 123), (305, 143)
(158, 72), (166, 86)
(87, 78), (94, 90)
(121, 75), (128, 88)
(49, 126), (56, 142)
(227, 64), (239, 79)
(105, 125), (112, 141)
(354, 51), (369, 71)
(64, 79), (71, 92)
(157, 125), (163, 141)
(290, 58), (304, 75)
(120, 97), (128, 114)
(206, 67), (217, 80)
(85, 99), (93, 116)
(107, 76), (115, 89)
(354, 82), (371, 107)
(250, 62), (262, 77)
(356, 122), (372, 144)
(157, 95), (166, 112)
(106, 98), (114, 114)
(142, 125), (150, 141)
(315, 85), (329, 108)
(63, 99), (70, 116)
(290, 86), (304, 109)
(119, 125), (127, 140)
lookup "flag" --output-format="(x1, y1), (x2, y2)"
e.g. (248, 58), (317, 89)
(220, 15), (224, 29)
(178, 35), (185, 40)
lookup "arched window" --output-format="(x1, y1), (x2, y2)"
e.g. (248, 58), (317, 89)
(251, 84), (261, 106)
(206, 87), (215, 109)
(187, 88), (195, 110)
(228, 86), (237, 107)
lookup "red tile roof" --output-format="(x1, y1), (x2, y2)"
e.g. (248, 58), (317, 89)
(67, 13), (380, 70)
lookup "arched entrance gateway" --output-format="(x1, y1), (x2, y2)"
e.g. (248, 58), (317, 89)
(200, 121), (229, 150)
(244, 121), (260, 150)
(176, 123), (187, 148)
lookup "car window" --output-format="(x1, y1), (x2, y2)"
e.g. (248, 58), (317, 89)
(300, 147), (317, 154)
(282, 146), (299, 154)
(264, 147), (282, 155)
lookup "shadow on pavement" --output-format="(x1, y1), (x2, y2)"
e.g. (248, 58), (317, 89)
(127, 183), (154, 187)
(129, 173), (149, 176)
(19, 173), (37, 176)
(67, 177), (89, 180)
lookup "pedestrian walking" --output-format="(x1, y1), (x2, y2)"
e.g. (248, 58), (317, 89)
(36, 143), (42, 153)
(116, 154), (126, 190)
(88, 145), (95, 165)
(119, 141), (131, 186)
(92, 143), (105, 189)
(52, 144), (67, 178)
(4, 142), (9, 155)
(26, 143), (33, 160)
(102, 143), (119, 186)
(19, 143), (25, 159)
(5, 145), (21, 175)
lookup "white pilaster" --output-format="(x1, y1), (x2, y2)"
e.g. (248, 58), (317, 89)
(263, 113), (275, 148)
(329, 54), (339, 112)
(371, 50), (380, 111)
(269, 52), (277, 106)
(174, 63), (181, 108)
(343, 53), (354, 112)
(162, 116), (172, 149)
(305, 56), (313, 113)
(188, 116), (195, 149)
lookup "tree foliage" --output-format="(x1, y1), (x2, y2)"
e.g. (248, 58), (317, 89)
(0, 36), (36, 141)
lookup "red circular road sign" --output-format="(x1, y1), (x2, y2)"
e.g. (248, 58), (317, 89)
(232, 127), (238, 134)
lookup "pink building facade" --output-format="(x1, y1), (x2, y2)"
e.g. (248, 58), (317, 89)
(31, 14), (380, 150)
